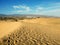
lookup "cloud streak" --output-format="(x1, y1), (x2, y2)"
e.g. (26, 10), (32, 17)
(12, 2), (60, 16)
(13, 5), (31, 13)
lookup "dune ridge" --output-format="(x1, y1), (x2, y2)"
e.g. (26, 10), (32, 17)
(0, 18), (60, 45)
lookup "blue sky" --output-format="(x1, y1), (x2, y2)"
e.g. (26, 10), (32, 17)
(0, 0), (60, 16)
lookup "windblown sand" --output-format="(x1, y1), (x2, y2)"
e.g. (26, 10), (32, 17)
(0, 18), (60, 45)
(0, 21), (22, 38)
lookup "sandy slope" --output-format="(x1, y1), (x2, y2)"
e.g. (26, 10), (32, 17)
(23, 18), (60, 41)
(0, 21), (22, 38)
(0, 18), (60, 45)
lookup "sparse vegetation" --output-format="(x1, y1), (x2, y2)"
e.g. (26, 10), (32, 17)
(0, 17), (18, 21)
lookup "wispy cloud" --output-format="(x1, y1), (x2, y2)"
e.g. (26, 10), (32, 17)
(13, 5), (31, 13)
(41, 9), (60, 15)
(12, 2), (60, 16)
(35, 7), (44, 12)
(34, 3), (60, 16)
(13, 6), (20, 9)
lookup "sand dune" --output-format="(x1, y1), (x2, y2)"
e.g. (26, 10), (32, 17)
(0, 21), (22, 38)
(0, 18), (60, 45)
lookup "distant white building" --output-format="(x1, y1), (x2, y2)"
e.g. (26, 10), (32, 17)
(26, 16), (37, 18)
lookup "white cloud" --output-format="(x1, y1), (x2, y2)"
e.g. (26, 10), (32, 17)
(47, 9), (60, 12)
(17, 10), (24, 12)
(37, 9), (60, 16)
(35, 7), (44, 12)
(26, 7), (31, 11)
(13, 6), (20, 9)
(13, 5), (31, 12)
(37, 7), (44, 10)
(12, 3), (60, 16)
(35, 3), (60, 16)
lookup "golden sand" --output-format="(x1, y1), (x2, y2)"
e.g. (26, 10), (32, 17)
(0, 18), (60, 45)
